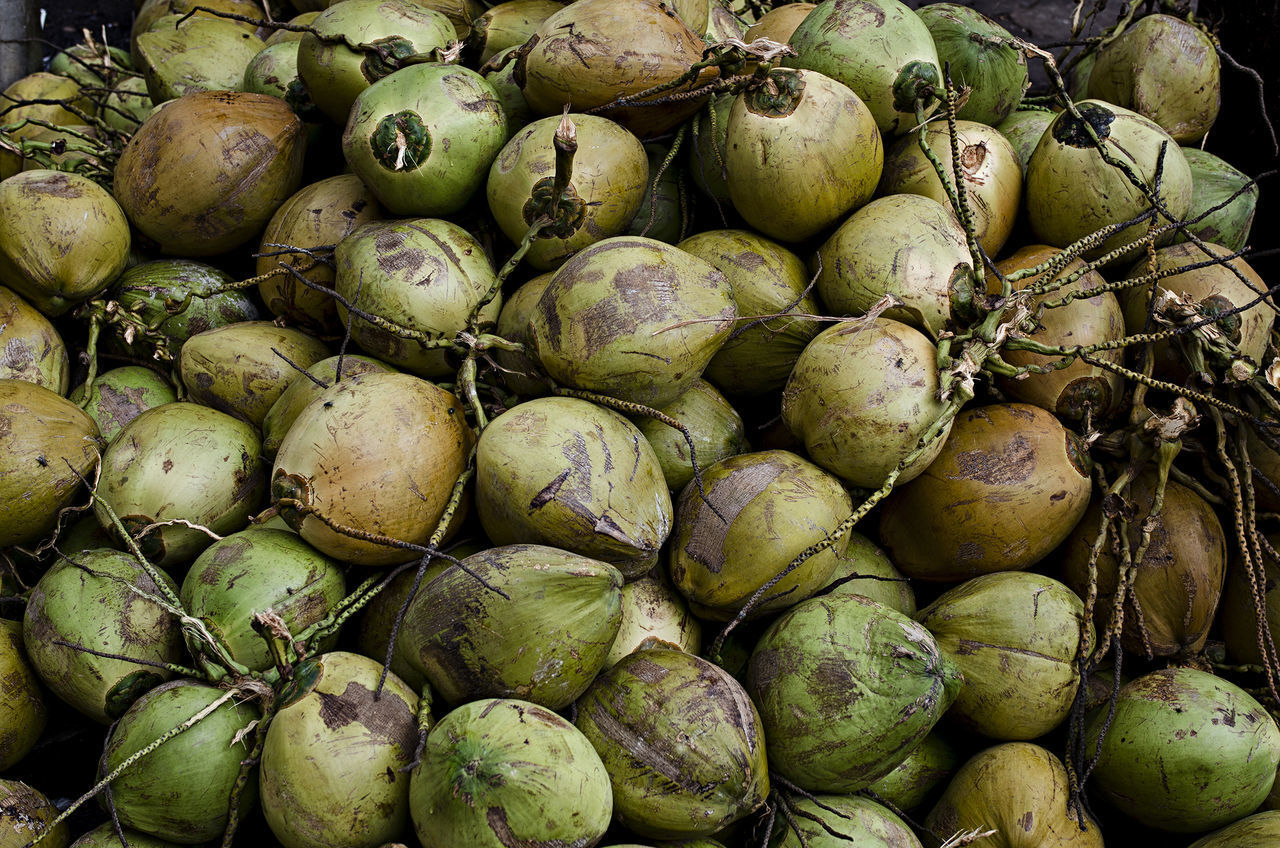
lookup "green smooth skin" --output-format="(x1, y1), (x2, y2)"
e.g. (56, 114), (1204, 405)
(635, 378), (748, 493)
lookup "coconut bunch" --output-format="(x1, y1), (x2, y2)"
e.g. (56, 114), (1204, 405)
(2, 1), (1278, 847)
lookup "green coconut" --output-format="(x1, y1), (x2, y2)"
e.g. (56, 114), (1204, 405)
(786, 0), (942, 136)
(256, 173), (383, 334)
(486, 113), (649, 270)
(95, 402), (266, 566)
(819, 530), (917, 616)
(746, 593), (961, 793)
(411, 698), (612, 848)
(815, 193), (978, 337)
(272, 372), (472, 565)
(102, 75), (154, 132)
(479, 45), (533, 137)
(1084, 667), (1280, 832)
(106, 259), (261, 362)
(916, 3), (1029, 125)
(0, 285), (69, 393)
(605, 573), (702, 667)
(576, 648), (770, 839)
(0, 380), (101, 549)
(1177, 147), (1257, 252)
(0, 779), (69, 848)
(878, 119), (1023, 257)
(104, 679), (261, 844)
(1086, 13), (1220, 144)
(918, 571), (1089, 740)
(470, 0), (566, 65)
(686, 94), (734, 205)
(1024, 99), (1193, 261)
(745, 2), (815, 43)
(22, 549), (183, 724)
(179, 321), (329, 426)
(1189, 811), (1280, 847)
(475, 396), (672, 579)
(135, 15), (266, 103)
(996, 108), (1054, 175)
(634, 378), (749, 493)
(70, 365), (178, 445)
(769, 794), (921, 847)
(261, 354), (393, 456)
(725, 67), (884, 243)
(0, 620), (45, 771)
(865, 731), (959, 812)
(516, 0), (712, 138)
(878, 403), (1093, 581)
(50, 42), (132, 88)
(260, 652), (419, 848)
(1220, 534), (1280, 667)
(342, 62), (507, 217)
(0, 170), (131, 316)
(242, 40), (323, 124)
(782, 316), (953, 489)
(678, 229), (821, 397)
(113, 90), (306, 257)
(296, 0), (456, 125)
(333, 218), (500, 378)
(668, 449), (852, 621)
(398, 544), (622, 708)
(527, 236), (736, 408)
(924, 742), (1104, 848)
(180, 528), (346, 672)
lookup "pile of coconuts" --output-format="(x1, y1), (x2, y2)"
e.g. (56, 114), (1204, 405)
(0, 0), (1275, 846)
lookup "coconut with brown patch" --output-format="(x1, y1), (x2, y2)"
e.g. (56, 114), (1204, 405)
(1084, 667), (1280, 833)
(0, 778), (69, 848)
(575, 647), (769, 839)
(398, 543), (622, 709)
(527, 236), (736, 408)
(113, 90), (306, 257)
(668, 449), (851, 621)
(515, 0), (713, 138)
(256, 174), (384, 335)
(0, 284), (69, 393)
(634, 378), (749, 493)
(782, 316), (953, 489)
(877, 402), (1093, 581)
(22, 549), (183, 724)
(475, 396), (672, 579)
(0, 620), (45, 771)
(678, 228), (822, 397)
(333, 218), (500, 379)
(96, 402), (266, 567)
(260, 652), (419, 848)
(71, 366), (177, 445)
(271, 371), (472, 566)
(746, 593), (960, 794)
(134, 15), (266, 103)
(180, 527), (346, 673)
